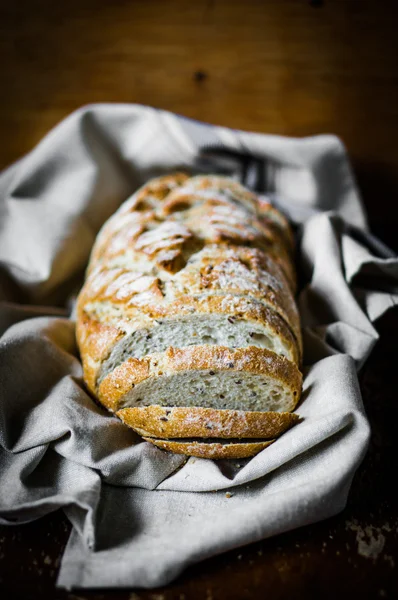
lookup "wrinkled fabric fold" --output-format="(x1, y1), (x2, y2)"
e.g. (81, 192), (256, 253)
(0, 104), (397, 589)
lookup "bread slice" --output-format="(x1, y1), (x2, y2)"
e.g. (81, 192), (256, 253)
(117, 406), (300, 439)
(96, 307), (300, 385)
(98, 345), (302, 413)
(143, 437), (275, 459)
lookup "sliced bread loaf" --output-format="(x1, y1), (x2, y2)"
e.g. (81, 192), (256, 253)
(76, 174), (303, 459)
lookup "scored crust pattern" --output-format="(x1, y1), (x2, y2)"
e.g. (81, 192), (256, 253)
(76, 173), (303, 458)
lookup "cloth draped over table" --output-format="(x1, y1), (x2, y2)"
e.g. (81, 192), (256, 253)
(0, 104), (397, 589)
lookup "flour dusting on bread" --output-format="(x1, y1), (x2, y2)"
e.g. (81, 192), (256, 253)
(76, 173), (303, 459)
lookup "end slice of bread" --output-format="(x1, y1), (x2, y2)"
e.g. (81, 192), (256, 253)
(143, 437), (274, 459)
(117, 405), (300, 439)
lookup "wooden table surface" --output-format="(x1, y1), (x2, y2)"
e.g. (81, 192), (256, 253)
(0, 1), (397, 598)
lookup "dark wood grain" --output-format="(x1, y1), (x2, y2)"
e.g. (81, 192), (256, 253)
(0, 1), (398, 598)
(1, 0), (398, 247)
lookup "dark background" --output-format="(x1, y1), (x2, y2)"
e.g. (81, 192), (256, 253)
(0, 1), (397, 599)
(1, 0), (398, 250)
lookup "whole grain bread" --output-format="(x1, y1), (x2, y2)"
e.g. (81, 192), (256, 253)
(76, 173), (303, 459)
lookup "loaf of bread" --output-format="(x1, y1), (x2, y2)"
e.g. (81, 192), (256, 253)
(76, 174), (303, 459)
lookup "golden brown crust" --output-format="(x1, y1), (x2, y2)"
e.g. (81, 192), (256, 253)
(186, 176), (294, 256)
(75, 310), (123, 394)
(88, 172), (190, 271)
(143, 437), (274, 459)
(82, 283), (297, 330)
(185, 175), (261, 214)
(121, 172), (190, 215)
(117, 406), (300, 439)
(163, 346), (301, 383)
(98, 345), (302, 412)
(97, 357), (150, 411)
(83, 173), (296, 288)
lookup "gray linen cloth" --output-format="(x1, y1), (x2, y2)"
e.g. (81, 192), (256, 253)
(0, 104), (397, 589)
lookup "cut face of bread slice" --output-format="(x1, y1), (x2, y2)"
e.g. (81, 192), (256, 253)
(97, 310), (299, 385)
(143, 437), (274, 459)
(117, 406), (300, 439)
(98, 345), (302, 413)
